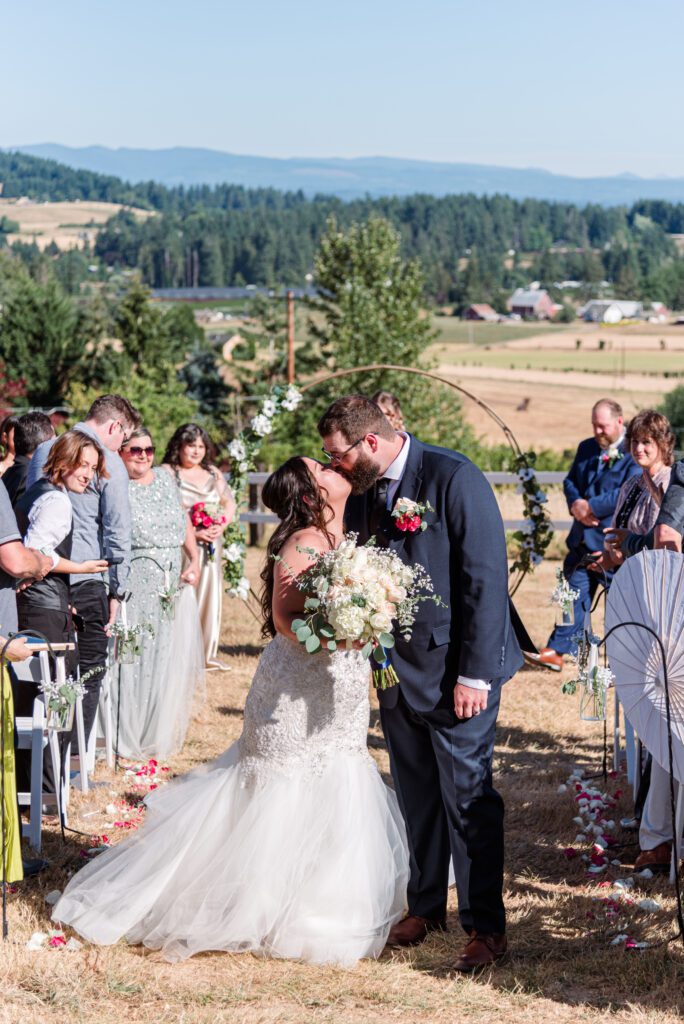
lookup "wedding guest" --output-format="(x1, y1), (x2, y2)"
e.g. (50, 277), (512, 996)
(0, 414), (19, 477)
(607, 458), (684, 559)
(28, 395), (140, 750)
(15, 431), (110, 672)
(112, 429), (204, 759)
(528, 398), (640, 670)
(371, 391), (405, 431)
(0, 479), (52, 635)
(162, 424), (236, 671)
(2, 412), (55, 506)
(0, 478), (52, 880)
(1, 628), (32, 884)
(597, 410), (674, 572)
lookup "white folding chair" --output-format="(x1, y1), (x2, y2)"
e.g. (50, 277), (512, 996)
(14, 652), (65, 852)
(85, 653), (115, 773)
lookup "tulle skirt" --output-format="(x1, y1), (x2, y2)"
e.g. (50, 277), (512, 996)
(53, 743), (408, 966)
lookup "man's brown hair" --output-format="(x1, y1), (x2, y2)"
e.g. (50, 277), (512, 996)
(43, 430), (109, 486)
(318, 395), (395, 443)
(86, 394), (141, 431)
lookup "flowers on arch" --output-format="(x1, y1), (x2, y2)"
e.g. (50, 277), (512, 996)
(509, 451), (554, 575)
(223, 383), (303, 600)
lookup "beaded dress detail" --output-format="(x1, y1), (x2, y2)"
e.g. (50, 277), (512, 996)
(112, 467), (203, 758)
(54, 635), (409, 966)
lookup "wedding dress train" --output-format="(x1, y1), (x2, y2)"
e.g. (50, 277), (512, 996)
(53, 635), (409, 966)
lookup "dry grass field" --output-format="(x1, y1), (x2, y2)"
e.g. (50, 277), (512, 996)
(0, 199), (153, 251)
(430, 318), (684, 451)
(3, 551), (684, 1024)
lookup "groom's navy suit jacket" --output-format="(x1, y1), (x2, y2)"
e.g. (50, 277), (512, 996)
(562, 437), (639, 554)
(345, 436), (523, 713)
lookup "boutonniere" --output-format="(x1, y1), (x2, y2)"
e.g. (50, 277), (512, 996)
(392, 496), (434, 533)
(601, 447), (624, 468)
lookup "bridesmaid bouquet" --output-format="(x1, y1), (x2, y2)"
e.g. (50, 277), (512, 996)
(285, 535), (443, 689)
(190, 501), (227, 562)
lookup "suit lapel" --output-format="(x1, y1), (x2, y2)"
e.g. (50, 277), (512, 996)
(388, 436), (424, 555)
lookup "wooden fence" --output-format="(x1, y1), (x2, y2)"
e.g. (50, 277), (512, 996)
(239, 472), (571, 537)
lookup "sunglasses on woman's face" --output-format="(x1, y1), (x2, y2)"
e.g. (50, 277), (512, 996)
(126, 445), (155, 458)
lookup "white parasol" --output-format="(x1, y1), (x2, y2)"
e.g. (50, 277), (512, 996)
(605, 549), (684, 782)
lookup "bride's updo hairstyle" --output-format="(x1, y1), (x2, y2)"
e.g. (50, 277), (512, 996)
(259, 457), (335, 638)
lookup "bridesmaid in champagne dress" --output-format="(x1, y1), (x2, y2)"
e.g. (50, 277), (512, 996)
(162, 425), (236, 671)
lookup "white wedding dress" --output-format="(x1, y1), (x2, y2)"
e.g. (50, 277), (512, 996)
(53, 635), (409, 966)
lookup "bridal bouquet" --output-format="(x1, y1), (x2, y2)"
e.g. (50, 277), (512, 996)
(285, 535), (443, 689)
(190, 501), (227, 562)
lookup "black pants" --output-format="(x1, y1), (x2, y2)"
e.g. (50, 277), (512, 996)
(380, 687), (505, 935)
(13, 604), (78, 795)
(70, 579), (109, 753)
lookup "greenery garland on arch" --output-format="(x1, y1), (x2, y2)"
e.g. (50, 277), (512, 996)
(221, 367), (553, 601)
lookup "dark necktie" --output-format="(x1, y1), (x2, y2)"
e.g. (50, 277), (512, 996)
(369, 477), (390, 539)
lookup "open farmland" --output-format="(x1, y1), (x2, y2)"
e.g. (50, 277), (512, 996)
(430, 317), (683, 451)
(0, 198), (153, 250)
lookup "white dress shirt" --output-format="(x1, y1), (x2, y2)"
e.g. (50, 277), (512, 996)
(379, 435), (490, 693)
(23, 489), (72, 568)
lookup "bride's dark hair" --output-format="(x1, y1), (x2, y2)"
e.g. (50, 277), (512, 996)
(260, 457), (335, 638)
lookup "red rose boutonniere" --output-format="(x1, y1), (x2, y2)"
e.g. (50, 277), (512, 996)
(392, 497), (434, 533)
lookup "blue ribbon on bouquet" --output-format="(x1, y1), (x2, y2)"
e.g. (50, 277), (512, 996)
(370, 645), (400, 690)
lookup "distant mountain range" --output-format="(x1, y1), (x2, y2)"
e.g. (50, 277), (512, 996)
(12, 144), (684, 205)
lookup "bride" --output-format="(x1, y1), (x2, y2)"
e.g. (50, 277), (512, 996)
(53, 456), (409, 966)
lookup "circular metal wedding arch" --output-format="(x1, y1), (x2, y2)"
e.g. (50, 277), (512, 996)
(298, 363), (533, 596)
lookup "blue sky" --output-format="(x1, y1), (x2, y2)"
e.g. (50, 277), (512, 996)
(3, 0), (683, 177)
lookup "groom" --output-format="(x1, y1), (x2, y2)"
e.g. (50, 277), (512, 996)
(318, 396), (522, 971)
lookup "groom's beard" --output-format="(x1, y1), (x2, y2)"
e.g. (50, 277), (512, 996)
(340, 453), (381, 496)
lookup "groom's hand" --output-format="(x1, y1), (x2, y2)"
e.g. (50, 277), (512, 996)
(454, 683), (488, 719)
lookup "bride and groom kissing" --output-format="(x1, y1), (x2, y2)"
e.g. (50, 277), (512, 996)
(53, 394), (523, 972)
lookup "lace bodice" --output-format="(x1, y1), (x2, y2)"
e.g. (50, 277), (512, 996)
(238, 634), (374, 787)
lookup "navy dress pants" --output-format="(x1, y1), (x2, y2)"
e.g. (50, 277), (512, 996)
(380, 686), (505, 935)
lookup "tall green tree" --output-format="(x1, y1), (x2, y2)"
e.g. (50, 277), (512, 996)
(0, 277), (83, 404)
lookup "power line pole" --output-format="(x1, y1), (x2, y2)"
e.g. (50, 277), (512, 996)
(287, 290), (295, 383)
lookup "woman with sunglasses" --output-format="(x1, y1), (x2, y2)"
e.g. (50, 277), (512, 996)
(116, 428), (204, 759)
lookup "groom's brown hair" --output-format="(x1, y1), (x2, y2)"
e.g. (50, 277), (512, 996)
(318, 395), (394, 443)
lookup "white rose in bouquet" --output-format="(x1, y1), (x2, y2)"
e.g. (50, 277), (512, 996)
(282, 534), (444, 688)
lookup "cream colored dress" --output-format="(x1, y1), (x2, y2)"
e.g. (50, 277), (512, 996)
(176, 468), (231, 667)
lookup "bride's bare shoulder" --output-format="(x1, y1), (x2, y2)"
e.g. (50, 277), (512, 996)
(278, 528), (330, 565)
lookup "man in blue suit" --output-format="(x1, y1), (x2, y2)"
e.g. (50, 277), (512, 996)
(532, 398), (640, 670)
(318, 396), (523, 972)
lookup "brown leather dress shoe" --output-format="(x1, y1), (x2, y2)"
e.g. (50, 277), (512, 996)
(524, 647), (563, 672)
(454, 932), (507, 972)
(386, 915), (446, 948)
(634, 842), (672, 871)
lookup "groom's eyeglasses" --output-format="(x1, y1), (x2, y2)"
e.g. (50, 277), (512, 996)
(320, 437), (364, 464)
